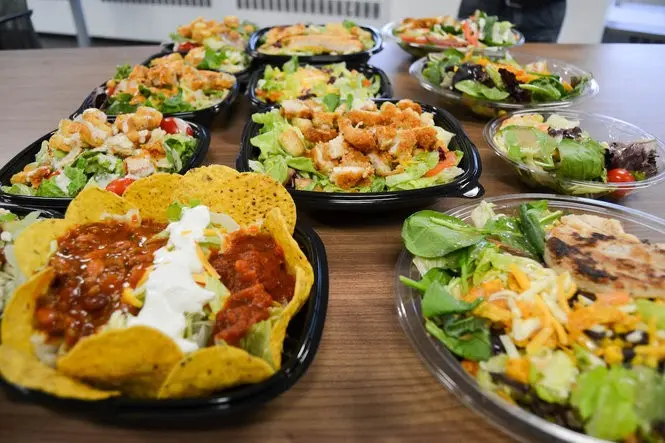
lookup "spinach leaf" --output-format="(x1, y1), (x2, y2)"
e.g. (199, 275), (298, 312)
(519, 78), (562, 101)
(422, 280), (482, 317)
(442, 315), (489, 338)
(400, 268), (452, 292)
(454, 80), (510, 101)
(425, 319), (491, 361)
(402, 210), (485, 258)
(557, 138), (606, 180)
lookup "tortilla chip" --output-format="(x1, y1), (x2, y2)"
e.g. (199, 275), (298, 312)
(185, 164), (239, 183)
(123, 173), (183, 223)
(262, 208), (314, 368)
(57, 326), (184, 398)
(175, 173), (296, 233)
(158, 346), (275, 399)
(1, 268), (55, 353)
(14, 219), (70, 277)
(0, 345), (119, 400)
(65, 187), (137, 224)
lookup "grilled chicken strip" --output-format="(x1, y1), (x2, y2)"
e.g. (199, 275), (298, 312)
(543, 214), (665, 299)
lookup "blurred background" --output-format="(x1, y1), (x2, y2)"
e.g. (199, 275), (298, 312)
(0, 0), (664, 50)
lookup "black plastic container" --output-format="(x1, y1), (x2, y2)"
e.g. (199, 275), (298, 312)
(0, 120), (211, 211)
(0, 222), (328, 425)
(74, 52), (240, 128)
(0, 201), (61, 219)
(247, 25), (383, 65)
(237, 99), (484, 213)
(246, 61), (394, 111)
(158, 42), (253, 87)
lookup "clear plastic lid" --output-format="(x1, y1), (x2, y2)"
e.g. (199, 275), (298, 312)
(483, 109), (665, 199)
(394, 194), (665, 443)
(409, 53), (599, 114)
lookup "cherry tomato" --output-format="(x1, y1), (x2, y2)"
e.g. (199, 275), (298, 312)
(106, 85), (116, 96)
(160, 117), (193, 136)
(177, 41), (198, 52)
(607, 168), (635, 198)
(106, 177), (136, 196)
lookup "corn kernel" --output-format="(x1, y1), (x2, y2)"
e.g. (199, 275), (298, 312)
(603, 345), (623, 365)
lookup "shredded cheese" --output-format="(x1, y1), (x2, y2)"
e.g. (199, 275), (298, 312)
(526, 327), (553, 355)
(557, 274), (571, 314)
(196, 244), (220, 279)
(510, 265), (531, 292)
(121, 287), (143, 308)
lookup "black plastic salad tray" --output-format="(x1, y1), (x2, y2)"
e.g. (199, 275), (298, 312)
(0, 120), (211, 210)
(237, 98), (484, 213)
(245, 61), (394, 111)
(247, 25), (383, 65)
(0, 221), (328, 426)
(73, 51), (240, 128)
(0, 201), (62, 219)
(157, 43), (253, 87)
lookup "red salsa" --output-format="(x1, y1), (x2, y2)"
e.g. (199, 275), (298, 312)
(210, 231), (295, 346)
(34, 220), (166, 347)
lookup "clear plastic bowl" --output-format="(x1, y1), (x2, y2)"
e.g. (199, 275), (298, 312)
(382, 21), (524, 59)
(484, 109), (665, 199)
(409, 53), (599, 118)
(394, 194), (665, 443)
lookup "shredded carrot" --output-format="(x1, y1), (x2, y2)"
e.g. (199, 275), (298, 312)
(562, 81), (573, 92)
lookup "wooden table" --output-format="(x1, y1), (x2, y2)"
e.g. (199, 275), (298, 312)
(0, 43), (664, 442)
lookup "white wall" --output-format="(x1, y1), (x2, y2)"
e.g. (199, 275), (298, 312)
(28, 0), (612, 44)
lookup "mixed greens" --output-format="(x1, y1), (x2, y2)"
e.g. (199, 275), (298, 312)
(3, 108), (198, 198)
(422, 49), (589, 104)
(104, 53), (236, 115)
(394, 10), (518, 49)
(170, 16), (257, 74)
(400, 201), (665, 442)
(492, 113), (659, 194)
(254, 57), (381, 105)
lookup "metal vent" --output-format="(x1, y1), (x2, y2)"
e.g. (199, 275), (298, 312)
(101, 0), (212, 6)
(236, 0), (382, 19)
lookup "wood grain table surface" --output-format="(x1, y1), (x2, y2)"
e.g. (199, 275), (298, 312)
(0, 43), (663, 442)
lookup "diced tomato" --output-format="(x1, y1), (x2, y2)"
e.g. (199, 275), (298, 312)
(400, 34), (428, 45)
(462, 22), (479, 46)
(607, 168), (635, 198)
(160, 117), (193, 136)
(177, 41), (199, 52)
(107, 85), (116, 96)
(105, 177), (136, 196)
(424, 151), (457, 177)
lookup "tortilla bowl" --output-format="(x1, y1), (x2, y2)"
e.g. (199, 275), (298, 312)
(0, 166), (326, 414)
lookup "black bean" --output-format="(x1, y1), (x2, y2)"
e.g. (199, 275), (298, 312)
(583, 329), (606, 340)
(622, 348), (636, 362)
(490, 333), (505, 355)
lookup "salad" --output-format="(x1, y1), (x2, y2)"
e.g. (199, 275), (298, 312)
(257, 21), (375, 56)
(104, 53), (236, 115)
(4, 108), (198, 198)
(492, 113), (659, 194)
(394, 10), (518, 49)
(170, 16), (257, 74)
(254, 57), (381, 105)
(422, 49), (589, 104)
(0, 209), (42, 316)
(400, 200), (665, 442)
(249, 98), (464, 192)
